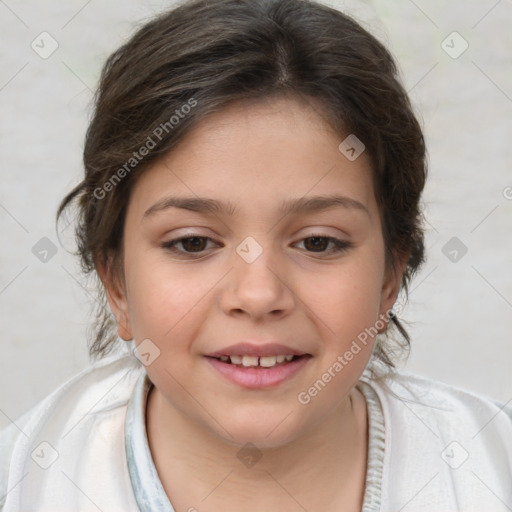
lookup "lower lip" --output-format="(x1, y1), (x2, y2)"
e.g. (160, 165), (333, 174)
(205, 356), (312, 389)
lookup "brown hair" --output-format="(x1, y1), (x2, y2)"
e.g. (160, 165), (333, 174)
(57, 0), (427, 365)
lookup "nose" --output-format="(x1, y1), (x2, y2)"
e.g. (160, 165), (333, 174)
(220, 248), (295, 322)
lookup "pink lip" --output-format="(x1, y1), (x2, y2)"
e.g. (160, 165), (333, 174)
(207, 342), (309, 358)
(205, 355), (312, 389)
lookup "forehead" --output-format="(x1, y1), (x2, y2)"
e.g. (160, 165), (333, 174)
(127, 96), (378, 222)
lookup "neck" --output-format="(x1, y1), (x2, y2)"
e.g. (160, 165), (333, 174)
(146, 385), (369, 512)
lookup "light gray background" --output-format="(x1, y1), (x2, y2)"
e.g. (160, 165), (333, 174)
(1, 0), (511, 431)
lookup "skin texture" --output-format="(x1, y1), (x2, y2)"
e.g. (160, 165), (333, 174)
(100, 96), (404, 511)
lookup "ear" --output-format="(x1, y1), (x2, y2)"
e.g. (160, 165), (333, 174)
(96, 256), (133, 341)
(378, 251), (407, 333)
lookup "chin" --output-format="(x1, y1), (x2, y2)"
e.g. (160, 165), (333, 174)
(209, 412), (308, 450)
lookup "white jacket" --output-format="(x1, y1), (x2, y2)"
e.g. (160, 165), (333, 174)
(1, 353), (511, 511)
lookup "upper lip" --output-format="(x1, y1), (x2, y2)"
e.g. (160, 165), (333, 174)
(206, 342), (310, 358)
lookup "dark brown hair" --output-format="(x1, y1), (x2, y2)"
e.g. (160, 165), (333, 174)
(57, 0), (427, 365)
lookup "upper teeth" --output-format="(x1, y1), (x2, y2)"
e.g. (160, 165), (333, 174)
(219, 355), (295, 367)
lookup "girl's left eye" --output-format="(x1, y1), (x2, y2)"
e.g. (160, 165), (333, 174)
(161, 234), (352, 257)
(295, 235), (352, 254)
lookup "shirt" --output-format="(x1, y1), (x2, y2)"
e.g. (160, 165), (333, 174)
(1, 352), (511, 511)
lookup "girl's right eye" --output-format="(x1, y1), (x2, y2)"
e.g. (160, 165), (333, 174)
(161, 236), (221, 257)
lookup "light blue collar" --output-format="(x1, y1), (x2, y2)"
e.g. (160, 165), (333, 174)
(125, 371), (175, 511)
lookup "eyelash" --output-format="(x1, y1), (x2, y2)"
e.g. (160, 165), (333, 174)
(161, 233), (353, 258)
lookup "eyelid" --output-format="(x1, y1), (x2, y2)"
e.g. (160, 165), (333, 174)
(161, 234), (221, 250)
(293, 232), (353, 253)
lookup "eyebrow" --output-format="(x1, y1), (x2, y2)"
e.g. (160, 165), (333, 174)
(143, 194), (370, 219)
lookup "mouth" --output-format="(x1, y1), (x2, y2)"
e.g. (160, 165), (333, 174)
(204, 353), (312, 389)
(205, 354), (309, 369)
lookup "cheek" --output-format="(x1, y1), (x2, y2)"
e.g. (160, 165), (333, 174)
(298, 258), (383, 348)
(124, 253), (220, 342)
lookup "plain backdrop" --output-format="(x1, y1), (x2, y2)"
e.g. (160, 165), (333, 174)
(1, 0), (511, 431)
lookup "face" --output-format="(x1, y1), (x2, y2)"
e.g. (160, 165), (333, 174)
(102, 96), (402, 448)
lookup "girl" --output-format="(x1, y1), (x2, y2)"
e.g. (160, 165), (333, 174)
(1, 0), (511, 510)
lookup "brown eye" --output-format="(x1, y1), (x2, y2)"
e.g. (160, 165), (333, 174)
(295, 235), (353, 255)
(162, 236), (218, 255)
(303, 236), (329, 252)
(180, 237), (208, 252)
